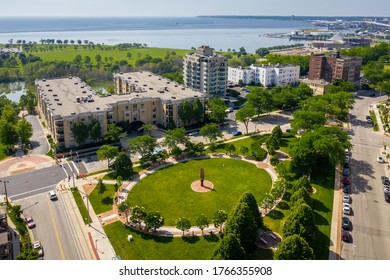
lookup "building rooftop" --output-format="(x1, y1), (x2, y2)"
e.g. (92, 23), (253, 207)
(113, 71), (205, 102)
(36, 77), (111, 118)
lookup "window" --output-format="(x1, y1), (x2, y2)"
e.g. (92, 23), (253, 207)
(153, 108), (156, 112)
(125, 106), (129, 110)
(153, 114), (156, 119)
(133, 104), (137, 110)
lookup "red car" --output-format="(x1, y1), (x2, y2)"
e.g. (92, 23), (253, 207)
(25, 216), (36, 229)
(343, 177), (350, 185)
(342, 230), (350, 242)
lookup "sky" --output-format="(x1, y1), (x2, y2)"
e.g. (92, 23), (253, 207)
(1, 0), (389, 17)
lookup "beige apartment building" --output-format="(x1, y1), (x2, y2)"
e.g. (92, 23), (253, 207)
(37, 71), (205, 149)
(183, 45), (228, 96)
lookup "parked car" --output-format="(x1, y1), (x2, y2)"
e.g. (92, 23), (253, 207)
(343, 184), (350, 194)
(345, 148), (350, 156)
(342, 230), (351, 242)
(366, 115), (372, 120)
(48, 190), (57, 200)
(33, 241), (44, 258)
(377, 156), (385, 163)
(343, 203), (351, 215)
(384, 186), (390, 193)
(186, 130), (198, 136)
(233, 130), (242, 136)
(343, 168), (349, 176)
(344, 163), (349, 169)
(342, 194), (351, 203)
(381, 176), (389, 185)
(25, 216), (36, 229)
(342, 217), (351, 230)
(343, 176), (350, 185)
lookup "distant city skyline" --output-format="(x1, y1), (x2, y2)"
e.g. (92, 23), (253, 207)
(1, 0), (389, 18)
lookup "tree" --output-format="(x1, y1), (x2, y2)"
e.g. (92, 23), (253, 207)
(162, 127), (189, 149)
(118, 202), (131, 224)
(225, 143), (236, 155)
(130, 205), (147, 229)
(96, 145), (119, 168)
(141, 124), (153, 135)
(213, 209), (228, 233)
(72, 122), (89, 146)
(1, 104), (18, 124)
(112, 152), (133, 178)
(89, 119), (102, 143)
(239, 146), (249, 156)
(247, 88), (274, 119)
(178, 100), (193, 124)
(212, 233), (246, 260)
(282, 203), (318, 247)
(104, 124), (126, 142)
(274, 234), (315, 260)
(290, 187), (312, 208)
(235, 105), (255, 134)
(0, 120), (19, 149)
(96, 178), (106, 198)
(145, 211), (164, 232)
(195, 214), (209, 235)
(200, 123), (223, 143)
(292, 175), (312, 193)
(19, 92), (37, 114)
(207, 97), (228, 124)
(17, 118), (33, 146)
(224, 201), (258, 254)
(291, 111), (326, 132)
(192, 98), (204, 123)
(266, 125), (283, 152)
(175, 217), (192, 236)
(255, 47), (270, 57)
(238, 192), (262, 227)
(128, 135), (157, 159)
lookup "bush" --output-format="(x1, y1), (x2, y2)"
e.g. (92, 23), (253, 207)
(270, 155), (279, 166)
(251, 143), (267, 161)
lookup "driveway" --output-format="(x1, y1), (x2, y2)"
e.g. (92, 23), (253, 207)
(25, 114), (49, 155)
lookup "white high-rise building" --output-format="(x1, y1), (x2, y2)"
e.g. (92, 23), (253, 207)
(184, 46), (228, 96)
(228, 64), (300, 87)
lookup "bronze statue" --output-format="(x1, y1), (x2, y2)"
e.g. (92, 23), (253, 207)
(200, 168), (205, 186)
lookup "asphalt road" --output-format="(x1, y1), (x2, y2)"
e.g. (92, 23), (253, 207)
(25, 114), (49, 155)
(342, 91), (390, 260)
(15, 192), (82, 260)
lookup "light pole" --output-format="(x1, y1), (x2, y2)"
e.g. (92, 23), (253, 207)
(0, 179), (9, 207)
(78, 189), (90, 225)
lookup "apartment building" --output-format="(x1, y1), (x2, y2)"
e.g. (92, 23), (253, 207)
(228, 64), (300, 87)
(183, 45), (228, 96)
(308, 53), (362, 83)
(301, 78), (330, 95)
(37, 72), (205, 149)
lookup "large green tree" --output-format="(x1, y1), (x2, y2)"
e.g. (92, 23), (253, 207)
(200, 123), (223, 143)
(1, 104), (18, 124)
(130, 205), (147, 229)
(104, 124), (126, 142)
(211, 234), (246, 260)
(207, 97), (228, 124)
(195, 214), (209, 235)
(247, 88), (274, 119)
(72, 121), (89, 146)
(0, 120), (19, 149)
(112, 152), (133, 178)
(238, 192), (262, 227)
(235, 105), (255, 134)
(145, 211), (164, 232)
(128, 135), (157, 159)
(224, 201), (258, 254)
(291, 111), (326, 132)
(178, 100), (193, 125)
(17, 118), (33, 146)
(19, 92), (37, 114)
(192, 98), (204, 123)
(96, 144), (119, 168)
(89, 119), (102, 143)
(274, 234), (315, 260)
(162, 127), (189, 149)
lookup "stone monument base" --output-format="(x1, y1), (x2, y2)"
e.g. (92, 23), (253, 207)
(191, 180), (214, 193)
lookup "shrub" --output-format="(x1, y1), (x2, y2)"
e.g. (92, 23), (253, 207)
(251, 143), (267, 161)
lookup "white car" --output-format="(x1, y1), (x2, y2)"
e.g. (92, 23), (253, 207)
(48, 190), (57, 200)
(343, 203), (351, 215)
(342, 194), (350, 203)
(377, 156), (385, 163)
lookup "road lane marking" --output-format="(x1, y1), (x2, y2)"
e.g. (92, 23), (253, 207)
(10, 184), (57, 200)
(47, 198), (66, 260)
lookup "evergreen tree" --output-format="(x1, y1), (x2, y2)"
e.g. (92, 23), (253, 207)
(212, 234), (246, 260)
(274, 234), (315, 260)
(238, 192), (262, 227)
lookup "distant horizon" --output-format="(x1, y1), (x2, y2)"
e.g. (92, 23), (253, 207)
(0, 15), (389, 18)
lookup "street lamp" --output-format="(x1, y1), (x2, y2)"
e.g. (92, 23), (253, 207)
(78, 189), (90, 225)
(0, 179), (9, 207)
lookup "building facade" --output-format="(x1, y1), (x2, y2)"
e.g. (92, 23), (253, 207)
(308, 53), (362, 83)
(37, 72), (205, 149)
(301, 78), (330, 95)
(183, 45), (228, 96)
(228, 64), (300, 87)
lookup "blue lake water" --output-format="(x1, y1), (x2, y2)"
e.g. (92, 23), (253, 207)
(0, 17), (313, 53)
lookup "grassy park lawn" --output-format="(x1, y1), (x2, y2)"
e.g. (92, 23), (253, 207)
(128, 158), (272, 225)
(209, 134), (268, 155)
(32, 45), (190, 65)
(89, 183), (117, 214)
(105, 221), (220, 260)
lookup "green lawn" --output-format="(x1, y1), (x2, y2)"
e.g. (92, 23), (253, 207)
(209, 134), (268, 155)
(89, 183), (117, 214)
(128, 158), (272, 225)
(105, 221), (220, 260)
(71, 188), (91, 225)
(31, 45), (190, 66)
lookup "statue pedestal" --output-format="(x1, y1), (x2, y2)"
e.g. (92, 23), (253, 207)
(191, 180), (214, 193)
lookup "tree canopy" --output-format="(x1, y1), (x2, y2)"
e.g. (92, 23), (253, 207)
(274, 234), (315, 260)
(212, 234), (246, 260)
